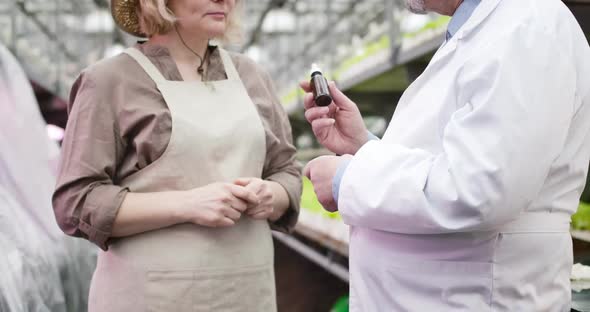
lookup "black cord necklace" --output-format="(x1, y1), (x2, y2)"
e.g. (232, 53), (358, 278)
(174, 24), (208, 79)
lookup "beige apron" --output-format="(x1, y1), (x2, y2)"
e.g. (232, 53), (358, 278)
(88, 47), (275, 312)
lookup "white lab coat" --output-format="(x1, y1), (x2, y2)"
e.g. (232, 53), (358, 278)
(338, 0), (590, 310)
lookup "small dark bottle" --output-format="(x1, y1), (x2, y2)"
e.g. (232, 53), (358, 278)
(310, 64), (333, 107)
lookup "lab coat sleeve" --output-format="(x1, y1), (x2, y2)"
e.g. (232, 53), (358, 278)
(338, 26), (575, 234)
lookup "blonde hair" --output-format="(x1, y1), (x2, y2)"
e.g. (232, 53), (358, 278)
(137, 0), (243, 43)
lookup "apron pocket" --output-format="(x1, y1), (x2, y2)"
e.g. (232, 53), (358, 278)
(146, 264), (275, 312)
(206, 265), (275, 312)
(145, 270), (198, 312)
(383, 258), (493, 311)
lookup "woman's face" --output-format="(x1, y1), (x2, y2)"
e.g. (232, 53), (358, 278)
(168, 0), (236, 38)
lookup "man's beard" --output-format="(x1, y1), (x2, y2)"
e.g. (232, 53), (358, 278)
(406, 0), (427, 14)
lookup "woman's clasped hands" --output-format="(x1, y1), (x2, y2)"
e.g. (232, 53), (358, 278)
(178, 178), (275, 228)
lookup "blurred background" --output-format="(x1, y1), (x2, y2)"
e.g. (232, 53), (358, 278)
(0, 0), (589, 311)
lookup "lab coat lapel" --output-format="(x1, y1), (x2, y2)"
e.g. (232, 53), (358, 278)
(459, 0), (503, 40)
(396, 0), (504, 112)
(429, 0), (503, 67)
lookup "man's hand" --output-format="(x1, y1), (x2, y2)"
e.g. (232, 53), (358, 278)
(303, 155), (353, 212)
(300, 81), (368, 155)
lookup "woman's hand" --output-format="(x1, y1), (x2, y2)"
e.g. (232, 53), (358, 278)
(179, 182), (260, 227)
(234, 178), (275, 220)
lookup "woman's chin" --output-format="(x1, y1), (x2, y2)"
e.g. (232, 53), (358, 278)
(205, 28), (226, 39)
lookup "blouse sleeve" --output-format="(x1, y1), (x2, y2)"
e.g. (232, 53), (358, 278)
(235, 55), (302, 233)
(52, 67), (128, 250)
(260, 69), (302, 233)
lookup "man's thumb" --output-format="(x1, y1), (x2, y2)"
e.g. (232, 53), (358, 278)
(303, 162), (312, 179)
(328, 81), (356, 111)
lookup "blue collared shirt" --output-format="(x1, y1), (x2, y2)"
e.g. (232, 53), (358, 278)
(446, 0), (482, 40)
(332, 0), (482, 203)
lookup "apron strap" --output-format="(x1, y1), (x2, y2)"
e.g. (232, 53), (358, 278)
(499, 212), (571, 233)
(218, 48), (240, 81)
(123, 47), (166, 83)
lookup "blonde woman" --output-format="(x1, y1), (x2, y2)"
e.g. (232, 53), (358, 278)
(52, 0), (301, 310)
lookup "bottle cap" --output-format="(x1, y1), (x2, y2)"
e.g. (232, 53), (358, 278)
(310, 63), (323, 76)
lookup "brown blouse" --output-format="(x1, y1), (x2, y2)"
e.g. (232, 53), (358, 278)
(52, 42), (302, 250)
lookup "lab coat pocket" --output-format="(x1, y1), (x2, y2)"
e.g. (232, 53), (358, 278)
(384, 258), (493, 311)
(492, 232), (572, 311)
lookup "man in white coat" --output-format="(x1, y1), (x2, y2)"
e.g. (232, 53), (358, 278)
(302, 0), (590, 310)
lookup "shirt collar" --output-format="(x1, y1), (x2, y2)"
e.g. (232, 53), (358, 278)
(133, 41), (226, 82)
(446, 0), (482, 40)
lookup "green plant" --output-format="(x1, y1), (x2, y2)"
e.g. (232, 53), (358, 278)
(330, 296), (349, 312)
(572, 201), (590, 230)
(301, 177), (342, 220)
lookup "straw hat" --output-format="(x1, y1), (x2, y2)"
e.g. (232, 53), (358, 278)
(111, 0), (144, 37)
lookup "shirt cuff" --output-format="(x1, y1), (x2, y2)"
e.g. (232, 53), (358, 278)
(333, 159), (352, 204)
(367, 131), (380, 141)
(265, 172), (301, 233)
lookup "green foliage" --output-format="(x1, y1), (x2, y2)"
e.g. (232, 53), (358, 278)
(301, 177), (342, 220)
(330, 296), (349, 312)
(572, 201), (590, 230)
